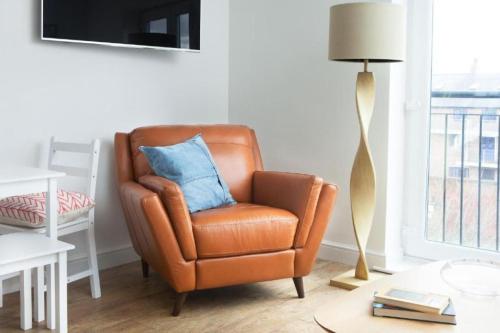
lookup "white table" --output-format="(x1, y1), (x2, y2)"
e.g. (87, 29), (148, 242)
(0, 167), (67, 330)
(0, 233), (74, 331)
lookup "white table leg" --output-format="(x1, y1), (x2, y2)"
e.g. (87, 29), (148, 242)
(20, 269), (32, 331)
(0, 277), (3, 308)
(46, 178), (58, 239)
(46, 264), (56, 330)
(33, 266), (45, 322)
(46, 178), (58, 330)
(57, 252), (68, 333)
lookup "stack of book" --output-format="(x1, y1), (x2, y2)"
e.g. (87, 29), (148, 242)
(372, 288), (457, 325)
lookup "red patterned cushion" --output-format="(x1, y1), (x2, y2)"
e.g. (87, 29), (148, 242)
(0, 190), (95, 228)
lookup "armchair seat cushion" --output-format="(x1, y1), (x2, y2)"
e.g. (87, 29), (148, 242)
(191, 203), (298, 259)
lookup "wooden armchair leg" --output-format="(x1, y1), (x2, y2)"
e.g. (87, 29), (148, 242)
(172, 292), (188, 316)
(141, 259), (149, 278)
(293, 277), (305, 298)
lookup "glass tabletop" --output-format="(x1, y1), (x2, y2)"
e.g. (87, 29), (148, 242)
(441, 258), (500, 297)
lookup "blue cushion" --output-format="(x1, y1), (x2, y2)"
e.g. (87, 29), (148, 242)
(139, 134), (236, 213)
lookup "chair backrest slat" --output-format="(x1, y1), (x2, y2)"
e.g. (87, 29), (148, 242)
(48, 137), (100, 200)
(51, 142), (93, 154)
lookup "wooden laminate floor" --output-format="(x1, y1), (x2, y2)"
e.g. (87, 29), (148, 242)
(0, 260), (350, 332)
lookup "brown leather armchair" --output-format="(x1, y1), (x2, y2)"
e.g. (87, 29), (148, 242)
(114, 125), (338, 316)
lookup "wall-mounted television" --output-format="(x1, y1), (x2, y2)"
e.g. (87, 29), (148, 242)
(42, 0), (201, 51)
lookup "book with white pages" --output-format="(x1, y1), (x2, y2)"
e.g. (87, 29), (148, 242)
(373, 288), (450, 314)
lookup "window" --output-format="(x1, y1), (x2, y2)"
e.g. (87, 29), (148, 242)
(481, 137), (496, 163)
(448, 134), (459, 148)
(481, 168), (496, 181)
(448, 167), (469, 179)
(483, 109), (497, 122)
(426, 0), (500, 251)
(404, 0), (500, 261)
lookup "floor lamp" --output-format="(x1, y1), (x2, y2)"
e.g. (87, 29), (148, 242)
(328, 3), (406, 290)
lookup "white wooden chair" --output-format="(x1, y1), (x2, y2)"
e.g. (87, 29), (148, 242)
(0, 138), (101, 315)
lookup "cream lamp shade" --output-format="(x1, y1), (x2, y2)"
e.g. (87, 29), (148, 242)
(329, 2), (406, 62)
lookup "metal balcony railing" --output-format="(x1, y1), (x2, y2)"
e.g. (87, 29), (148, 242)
(427, 91), (500, 252)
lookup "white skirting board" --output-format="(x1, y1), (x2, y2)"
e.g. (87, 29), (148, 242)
(317, 240), (387, 268)
(1, 245), (139, 295)
(318, 240), (431, 274)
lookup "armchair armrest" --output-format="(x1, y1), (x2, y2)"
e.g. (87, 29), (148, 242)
(252, 171), (324, 248)
(139, 175), (197, 261)
(118, 181), (195, 292)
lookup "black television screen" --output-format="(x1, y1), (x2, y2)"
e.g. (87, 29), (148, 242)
(42, 0), (201, 51)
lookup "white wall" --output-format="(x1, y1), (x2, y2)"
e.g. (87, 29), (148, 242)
(0, 0), (408, 286)
(229, 0), (407, 267)
(0, 0), (229, 273)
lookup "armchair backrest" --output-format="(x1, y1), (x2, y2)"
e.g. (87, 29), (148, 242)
(115, 125), (263, 202)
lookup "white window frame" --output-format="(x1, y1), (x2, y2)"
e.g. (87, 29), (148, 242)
(403, 0), (500, 261)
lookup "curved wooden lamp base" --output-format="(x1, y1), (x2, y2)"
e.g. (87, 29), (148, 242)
(330, 269), (387, 290)
(331, 69), (378, 289)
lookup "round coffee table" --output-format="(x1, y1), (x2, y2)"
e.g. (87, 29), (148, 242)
(315, 261), (500, 332)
